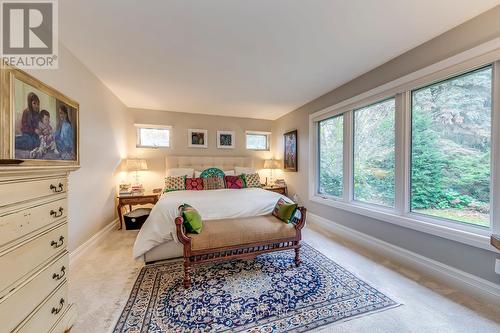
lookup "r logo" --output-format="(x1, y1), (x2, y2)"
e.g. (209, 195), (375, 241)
(2, 2), (53, 54)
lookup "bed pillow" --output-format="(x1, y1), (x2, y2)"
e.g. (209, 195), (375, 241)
(224, 175), (245, 189)
(272, 198), (298, 224)
(185, 177), (204, 190)
(224, 170), (235, 176)
(243, 173), (261, 188)
(234, 166), (256, 175)
(178, 204), (202, 234)
(166, 168), (194, 177)
(164, 175), (186, 192)
(200, 167), (225, 178)
(203, 176), (225, 190)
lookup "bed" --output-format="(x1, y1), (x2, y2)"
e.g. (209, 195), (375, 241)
(133, 156), (294, 263)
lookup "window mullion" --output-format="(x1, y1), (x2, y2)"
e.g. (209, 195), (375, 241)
(491, 61), (500, 234)
(401, 91), (412, 215)
(343, 111), (353, 202)
(394, 94), (404, 214)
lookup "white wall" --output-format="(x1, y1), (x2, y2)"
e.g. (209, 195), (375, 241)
(27, 45), (129, 251)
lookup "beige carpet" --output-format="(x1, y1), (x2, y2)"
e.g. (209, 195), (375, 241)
(69, 226), (500, 333)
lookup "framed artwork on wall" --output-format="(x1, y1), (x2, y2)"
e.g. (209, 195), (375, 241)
(188, 128), (208, 148)
(283, 129), (297, 172)
(217, 130), (235, 149)
(0, 64), (80, 166)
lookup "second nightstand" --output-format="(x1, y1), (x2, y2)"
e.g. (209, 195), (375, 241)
(263, 185), (287, 196)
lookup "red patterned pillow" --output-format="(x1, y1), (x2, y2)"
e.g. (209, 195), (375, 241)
(185, 177), (204, 190)
(224, 175), (245, 189)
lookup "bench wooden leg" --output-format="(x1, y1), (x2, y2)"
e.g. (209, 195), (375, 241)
(294, 245), (301, 267)
(183, 261), (191, 288)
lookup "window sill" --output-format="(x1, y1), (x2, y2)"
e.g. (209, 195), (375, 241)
(310, 195), (497, 253)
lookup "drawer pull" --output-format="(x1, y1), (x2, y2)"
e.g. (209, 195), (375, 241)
(51, 298), (65, 315)
(50, 183), (64, 193)
(52, 266), (66, 281)
(50, 236), (64, 248)
(50, 207), (64, 218)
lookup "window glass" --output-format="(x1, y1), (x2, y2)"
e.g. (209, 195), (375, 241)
(319, 115), (344, 197)
(138, 127), (170, 147)
(411, 66), (492, 227)
(246, 133), (269, 150)
(354, 99), (395, 206)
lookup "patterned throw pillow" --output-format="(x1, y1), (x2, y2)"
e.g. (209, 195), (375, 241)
(200, 167), (225, 178)
(178, 204), (202, 234)
(272, 198), (298, 224)
(164, 175), (186, 192)
(203, 176), (225, 190)
(244, 173), (261, 188)
(224, 175), (245, 189)
(185, 177), (204, 190)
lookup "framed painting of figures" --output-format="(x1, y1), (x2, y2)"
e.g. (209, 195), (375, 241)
(0, 64), (79, 166)
(283, 129), (297, 172)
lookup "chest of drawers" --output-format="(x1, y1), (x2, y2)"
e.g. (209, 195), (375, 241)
(0, 167), (77, 333)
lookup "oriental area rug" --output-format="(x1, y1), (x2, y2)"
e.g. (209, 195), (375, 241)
(114, 243), (399, 332)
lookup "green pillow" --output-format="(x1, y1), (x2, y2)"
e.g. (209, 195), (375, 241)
(178, 204), (203, 234)
(272, 198), (298, 223)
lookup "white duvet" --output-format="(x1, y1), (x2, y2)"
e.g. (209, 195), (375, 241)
(133, 188), (291, 258)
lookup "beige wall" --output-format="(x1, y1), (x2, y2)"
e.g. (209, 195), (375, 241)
(27, 45), (129, 251)
(273, 5), (500, 284)
(125, 108), (275, 190)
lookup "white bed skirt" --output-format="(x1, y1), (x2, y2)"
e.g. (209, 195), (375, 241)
(143, 241), (184, 263)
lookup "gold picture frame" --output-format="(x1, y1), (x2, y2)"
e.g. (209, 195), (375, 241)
(0, 63), (80, 166)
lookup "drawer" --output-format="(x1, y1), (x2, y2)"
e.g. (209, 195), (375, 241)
(0, 253), (68, 333)
(14, 281), (68, 333)
(0, 223), (67, 298)
(0, 198), (67, 247)
(0, 177), (67, 207)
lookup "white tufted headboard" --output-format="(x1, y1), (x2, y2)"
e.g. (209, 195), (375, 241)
(165, 156), (256, 174)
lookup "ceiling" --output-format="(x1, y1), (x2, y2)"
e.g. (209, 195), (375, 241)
(60, 0), (500, 120)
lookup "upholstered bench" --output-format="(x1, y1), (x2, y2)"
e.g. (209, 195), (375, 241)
(175, 207), (306, 288)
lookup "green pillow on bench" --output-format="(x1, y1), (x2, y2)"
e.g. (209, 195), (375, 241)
(272, 198), (297, 224)
(179, 204), (203, 234)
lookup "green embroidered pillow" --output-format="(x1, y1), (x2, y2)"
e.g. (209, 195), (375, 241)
(200, 167), (225, 178)
(272, 198), (297, 224)
(164, 175), (186, 192)
(178, 203), (203, 234)
(244, 173), (261, 188)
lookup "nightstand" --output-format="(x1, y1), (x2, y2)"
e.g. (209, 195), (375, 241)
(117, 192), (160, 229)
(263, 185), (287, 196)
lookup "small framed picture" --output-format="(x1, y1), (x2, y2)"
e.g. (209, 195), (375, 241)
(284, 129), (298, 172)
(188, 129), (208, 148)
(217, 130), (235, 149)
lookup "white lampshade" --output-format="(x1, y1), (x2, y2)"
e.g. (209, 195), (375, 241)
(126, 159), (148, 171)
(263, 159), (280, 169)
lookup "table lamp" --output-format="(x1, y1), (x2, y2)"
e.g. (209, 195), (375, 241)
(263, 158), (280, 187)
(126, 159), (148, 190)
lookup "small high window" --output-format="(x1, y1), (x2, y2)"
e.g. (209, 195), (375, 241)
(135, 124), (171, 148)
(246, 131), (270, 150)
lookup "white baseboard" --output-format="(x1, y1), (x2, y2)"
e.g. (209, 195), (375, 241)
(307, 213), (500, 306)
(69, 219), (117, 264)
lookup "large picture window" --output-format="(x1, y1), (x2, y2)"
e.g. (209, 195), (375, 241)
(354, 98), (395, 207)
(311, 51), (500, 250)
(318, 115), (344, 197)
(411, 66), (492, 227)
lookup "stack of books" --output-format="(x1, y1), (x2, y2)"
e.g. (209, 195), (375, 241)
(119, 183), (133, 196)
(131, 184), (145, 194)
